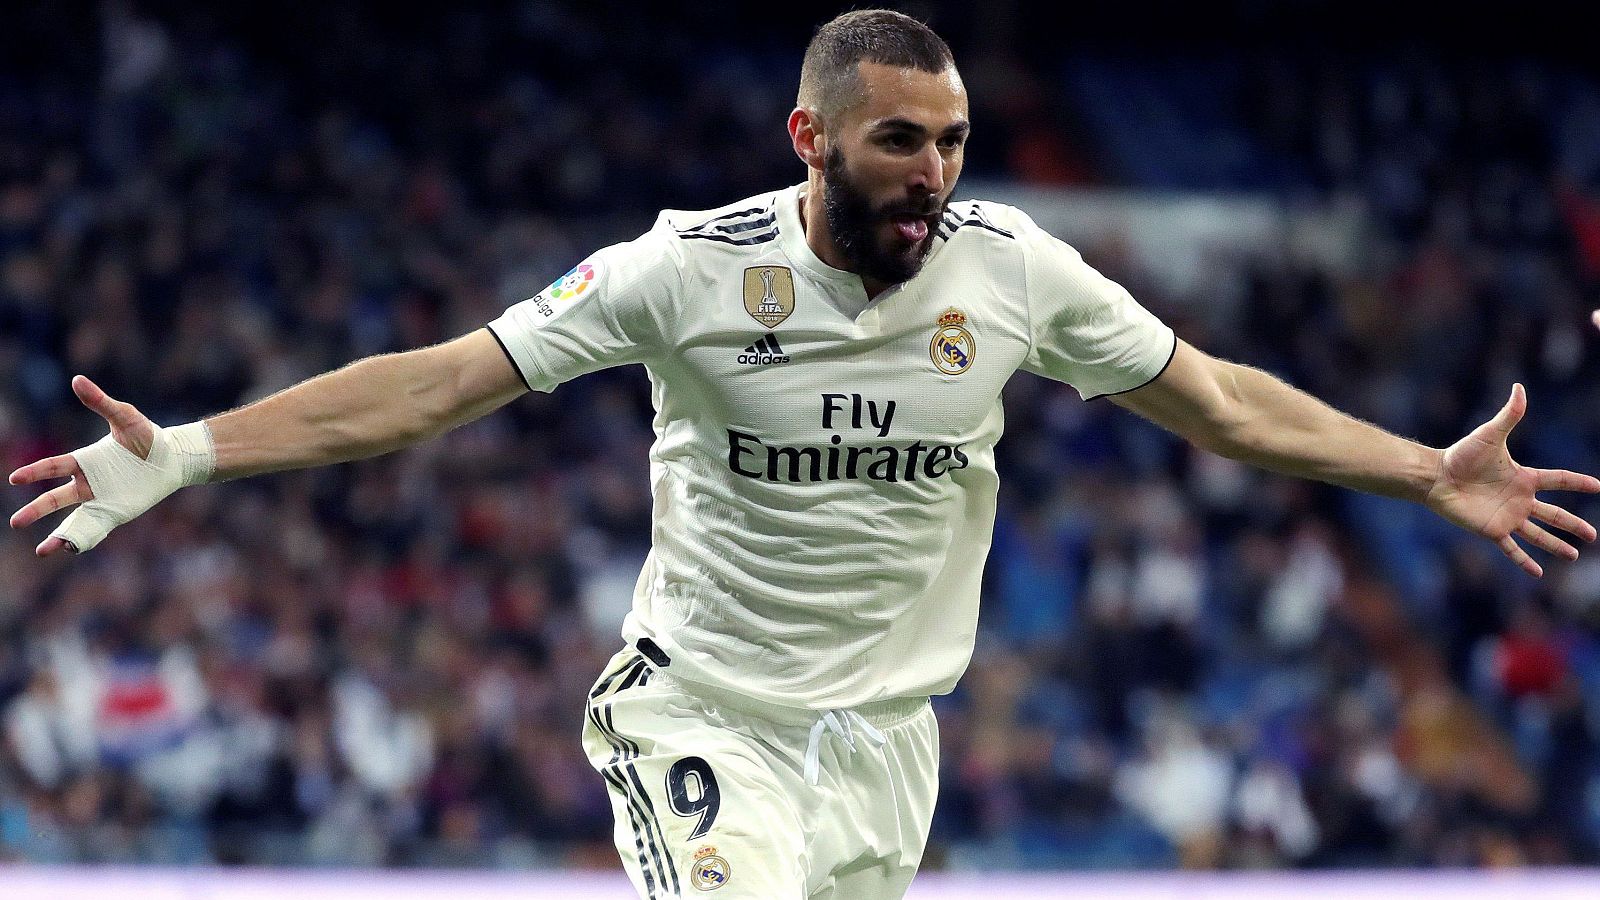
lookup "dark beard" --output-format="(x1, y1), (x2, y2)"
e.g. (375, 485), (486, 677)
(821, 146), (946, 286)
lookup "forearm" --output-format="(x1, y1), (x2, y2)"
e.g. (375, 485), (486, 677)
(1200, 361), (1442, 502)
(205, 343), (486, 480)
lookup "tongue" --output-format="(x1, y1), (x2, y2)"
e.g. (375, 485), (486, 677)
(894, 218), (928, 242)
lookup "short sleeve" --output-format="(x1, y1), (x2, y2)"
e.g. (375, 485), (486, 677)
(487, 221), (682, 392)
(1017, 214), (1176, 400)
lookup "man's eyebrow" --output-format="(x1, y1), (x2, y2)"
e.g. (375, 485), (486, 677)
(870, 117), (971, 136)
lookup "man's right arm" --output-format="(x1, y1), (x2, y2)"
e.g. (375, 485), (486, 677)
(8, 327), (527, 555)
(13, 218), (681, 556)
(209, 327), (527, 479)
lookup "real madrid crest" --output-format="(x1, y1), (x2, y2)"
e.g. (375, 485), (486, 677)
(930, 307), (975, 375)
(743, 266), (795, 328)
(690, 845), (731, 892)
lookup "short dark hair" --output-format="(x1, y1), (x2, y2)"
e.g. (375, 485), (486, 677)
(798, 9), (956, 121)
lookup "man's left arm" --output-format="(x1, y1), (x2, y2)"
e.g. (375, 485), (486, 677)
(1110, 339), (1600, 577)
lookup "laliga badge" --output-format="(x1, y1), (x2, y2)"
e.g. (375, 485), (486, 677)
(548, 262), (598, 301)
(744, 266), (795, 328)
(528, 259), (600, 318)
(930, 307), (975, 375)
(690, 845), (731, 891)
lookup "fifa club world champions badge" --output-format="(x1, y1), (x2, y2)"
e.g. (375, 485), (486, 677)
(743, 266), (796, 328)
(690, 845), (731, 891)
(930, 307), (975, 375)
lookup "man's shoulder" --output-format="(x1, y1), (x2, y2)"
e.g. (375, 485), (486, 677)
(652, 188), (786, 249)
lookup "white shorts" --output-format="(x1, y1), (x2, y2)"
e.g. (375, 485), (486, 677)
(581, 644), (939, 900)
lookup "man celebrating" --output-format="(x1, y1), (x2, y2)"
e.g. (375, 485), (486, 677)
(11, 10), (1599, 899)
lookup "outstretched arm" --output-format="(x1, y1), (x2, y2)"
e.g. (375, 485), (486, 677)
(9, 328), (527, 556)
(1111, 339), (1600, 577)
(205, 328), (526, 479)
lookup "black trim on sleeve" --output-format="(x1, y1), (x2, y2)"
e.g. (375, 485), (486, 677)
(1089, 333), (1179, 401)
(483, 324), (533, 393)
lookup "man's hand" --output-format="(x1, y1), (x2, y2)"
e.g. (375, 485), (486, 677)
(1424, 383), (1600, 577)
(8, 375), (210, 556)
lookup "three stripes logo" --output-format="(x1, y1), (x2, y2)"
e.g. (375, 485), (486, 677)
(737, 333), (790, 366)
(589, 655), (678, 899)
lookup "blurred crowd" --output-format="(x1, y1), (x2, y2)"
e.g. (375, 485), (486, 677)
(3, 1), (1600, 871)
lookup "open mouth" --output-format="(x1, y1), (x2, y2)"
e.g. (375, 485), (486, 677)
(889, 214), (931, 243)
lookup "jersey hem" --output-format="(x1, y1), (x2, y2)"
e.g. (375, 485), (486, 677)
(483, 323), (534, 392)
(1086, 330), (1179, 401)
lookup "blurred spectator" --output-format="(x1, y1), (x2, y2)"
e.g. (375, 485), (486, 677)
(1115, 710), (1233, 868)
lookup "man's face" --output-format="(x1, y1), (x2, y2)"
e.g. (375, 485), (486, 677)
(820, 62), (969, 286)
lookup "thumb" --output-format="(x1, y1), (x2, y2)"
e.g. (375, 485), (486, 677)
(72, 376), (119, 423)
(71, 376), (153, 458)
(72, 375), (140, 432)
(1487, 383), (1526, 440)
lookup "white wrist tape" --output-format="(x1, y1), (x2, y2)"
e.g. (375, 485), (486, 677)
(50, 421), (215, 553)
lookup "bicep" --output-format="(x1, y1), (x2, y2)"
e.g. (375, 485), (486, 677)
(425, 328), (530, 428)
(1107, 339), (1241, 442)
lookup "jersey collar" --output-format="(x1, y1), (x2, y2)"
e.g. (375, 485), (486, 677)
(777, 184), (867, 288)
(778, 183), (902, 319)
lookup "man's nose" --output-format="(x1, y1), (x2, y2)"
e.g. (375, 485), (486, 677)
(908, 144), (944, 197)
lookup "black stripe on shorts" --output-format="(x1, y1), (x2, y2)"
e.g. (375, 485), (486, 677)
(589, 655), (680, 896)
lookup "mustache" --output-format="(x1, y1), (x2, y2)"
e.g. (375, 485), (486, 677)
(878, 197), (944, 218)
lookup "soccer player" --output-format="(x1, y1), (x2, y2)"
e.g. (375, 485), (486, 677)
(10, 10), (1599, 899)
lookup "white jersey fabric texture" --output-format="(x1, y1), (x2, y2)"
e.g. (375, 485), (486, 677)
(489, 184), (1175, 710)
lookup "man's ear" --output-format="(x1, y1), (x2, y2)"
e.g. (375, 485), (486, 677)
(788, 107), (826, 172)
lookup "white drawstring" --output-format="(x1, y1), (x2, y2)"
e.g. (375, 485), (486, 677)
(803, 709), (887, 786)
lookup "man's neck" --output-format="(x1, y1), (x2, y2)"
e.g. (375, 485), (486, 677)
(798, 179), (892, 299)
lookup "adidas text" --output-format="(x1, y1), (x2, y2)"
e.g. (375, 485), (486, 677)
(737, 333), (790, 366)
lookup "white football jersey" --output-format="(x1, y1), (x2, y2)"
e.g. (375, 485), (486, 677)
(489, 184), (1175, 709)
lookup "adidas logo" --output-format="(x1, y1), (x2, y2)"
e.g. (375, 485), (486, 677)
(737, 333), (790, 366)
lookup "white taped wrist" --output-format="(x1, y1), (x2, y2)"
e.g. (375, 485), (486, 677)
(162, 421), (216, 487)
(50, 421), (215, 553)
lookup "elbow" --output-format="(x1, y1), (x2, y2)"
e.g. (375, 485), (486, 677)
(1199, 366), (1257, 456)
(406, 345), (473, 440)
(315, 407), (429, 461)
(395, 409), (443, 448)
(330, 354), (445, 456)
(1209, 409), (1259, 458)
(404, 379), (456, 444)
